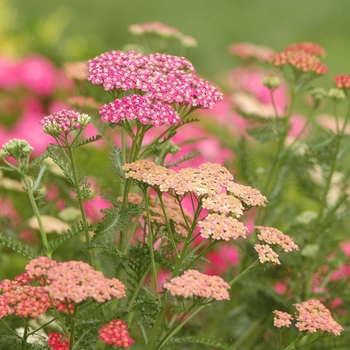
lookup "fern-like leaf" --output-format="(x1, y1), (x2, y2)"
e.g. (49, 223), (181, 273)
(43, 221), (86, 255)
(0, 232), (38, 259)
(74, 134), (103, 148)
(166, 151), (200, 168)
(170, 335), (236, 349)
(109, 146), (125, 183)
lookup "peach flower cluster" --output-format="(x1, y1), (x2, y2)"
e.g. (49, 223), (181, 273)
(163, 269), (230, 300)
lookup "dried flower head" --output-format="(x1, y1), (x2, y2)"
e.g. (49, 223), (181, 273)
(99, 94), (180, 127)
(273, 310), (293, 328)
(255, 226), (299, 252)
(0, 139), (34, 160)
(294, 299), (343, 335)
(98, 319), (134, 348)
(41, 109), (91, 136)
(163, 269), (230, 300)
(333, 75), (350, 89)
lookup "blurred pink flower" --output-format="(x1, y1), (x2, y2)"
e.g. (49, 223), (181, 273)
(204, 243), (239, 275)
(0, 56), (19, 89)
(18, 55), (58, 96)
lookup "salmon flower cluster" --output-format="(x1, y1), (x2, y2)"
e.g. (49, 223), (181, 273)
(270, 42), (328, 75)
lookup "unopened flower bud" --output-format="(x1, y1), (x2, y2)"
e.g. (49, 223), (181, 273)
(329, 88), (346, 101)
(0, 139), (34, 160)
(262, 75), (281, 89)
(310, 87), (327, 108)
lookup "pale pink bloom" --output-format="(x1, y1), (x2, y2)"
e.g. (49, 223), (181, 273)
(294, 299), (343, 335)
(18, 55), (58, 96)
(273, 310), (293, 328)
(164, 269), (230, 300)
(228, 42), (275, 61)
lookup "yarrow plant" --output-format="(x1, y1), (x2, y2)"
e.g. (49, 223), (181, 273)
(0, 22), (348, 350)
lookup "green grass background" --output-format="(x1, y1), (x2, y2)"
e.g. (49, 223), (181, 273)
(10, 0), (350, 81)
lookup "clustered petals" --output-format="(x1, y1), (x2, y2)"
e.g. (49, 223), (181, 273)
(98, 319), (134, 348)
(294, 299), (343, 336)
(26, 257), (126, 303)
(255, 226), (299, 252)
(87, 50), (223, 109)
(273, 310), (293, 328)
(47, 333), (69, 350)
(99, 94), (180, 127)
(270, 42), (328, 75)
(41, 109), (91, 136)
(123, 160), (262, 241)
(163, 269), (230, 300)
(333, 75), (350, 89)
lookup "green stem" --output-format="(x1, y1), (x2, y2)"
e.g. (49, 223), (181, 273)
(22, 175), (50, 257)
(66, 144), (94, 267)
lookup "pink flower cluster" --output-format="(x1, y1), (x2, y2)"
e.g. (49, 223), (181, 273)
(25, 257), (126, 303)
(163, 269), (230, 300)
(273, 300), (343, 336)
(0, 273), (51, 319)
(99, 94), (180, 127)
(254, 226), (299, 265)
(87, 50), (223, 109)
(41, 109), (91, 136)
(98, 319), (134, 348)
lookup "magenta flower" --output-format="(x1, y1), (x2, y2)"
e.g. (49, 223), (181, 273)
(99, 94), (180, 127)
(87, 50), (223, 109)
(41, 109), (91, 136)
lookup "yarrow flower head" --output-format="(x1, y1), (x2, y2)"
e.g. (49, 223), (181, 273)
(98, 319), (134, 348)
(333, 75), (350, 89)
(0, 139), (34, 160)
(87, 51), (223, 109)
(270, 42), (328, 75)
(163, 269), (230, 300)
(41, 109), (91, 136)
(293, 299), (343, 336)
(99, 94), (180, 127)
(0, 278), (51, 319)
(255, 226), (299, 252)
(47, 333), (69, 350)
(254, 244), (281, 265)
(25, 257), (126, 303)
(273, 310), (293, 328)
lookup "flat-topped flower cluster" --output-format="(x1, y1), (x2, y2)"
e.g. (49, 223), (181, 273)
(87, 50), (223, 112)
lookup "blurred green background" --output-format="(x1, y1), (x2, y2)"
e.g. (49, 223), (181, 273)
(5, 0), (350, 82)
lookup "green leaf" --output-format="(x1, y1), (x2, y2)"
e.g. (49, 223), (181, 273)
(0, 232), (38, 259)
(109, 146), (125, 183)
(166, 151), (200, 168)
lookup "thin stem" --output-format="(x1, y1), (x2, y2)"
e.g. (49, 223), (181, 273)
(22, 175), (50, 257)
(66, 143), (94, 267)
